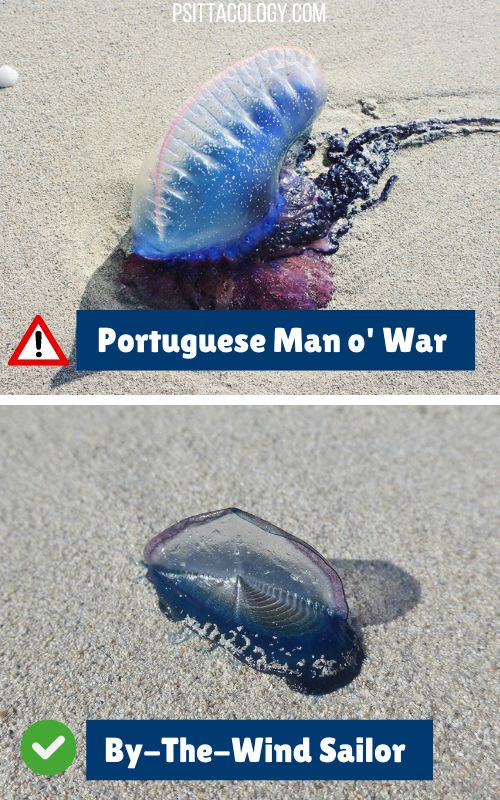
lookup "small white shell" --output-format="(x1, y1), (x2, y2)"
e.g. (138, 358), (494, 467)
(0, 65), (19, 88)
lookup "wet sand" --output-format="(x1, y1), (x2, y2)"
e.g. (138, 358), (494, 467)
(0, 0), (499, 394)
(0, 406), (498, 798)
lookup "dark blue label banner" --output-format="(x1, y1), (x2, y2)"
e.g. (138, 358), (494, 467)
(86, 719), (433, 780)
(76, 310), (474, 371)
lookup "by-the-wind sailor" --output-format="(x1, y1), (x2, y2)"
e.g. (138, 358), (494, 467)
(144, 508), (363, 694)
(131, 47), (327, 262)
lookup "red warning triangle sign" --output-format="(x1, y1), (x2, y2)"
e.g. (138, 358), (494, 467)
(8, 314), (69, 366)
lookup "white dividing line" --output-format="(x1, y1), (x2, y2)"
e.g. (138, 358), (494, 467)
(144, 751), (161, 756)
(213, 751), (231, 756)
(4, 395), (499, 406)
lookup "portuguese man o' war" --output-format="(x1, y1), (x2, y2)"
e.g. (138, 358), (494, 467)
(125, 47), (500, 310)
(144, 508), (363, 694)
(132, 48), (326, 262)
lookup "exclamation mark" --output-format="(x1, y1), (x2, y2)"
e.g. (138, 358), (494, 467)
(35, 330), (42, 358)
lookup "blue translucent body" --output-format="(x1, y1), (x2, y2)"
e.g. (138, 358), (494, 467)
(131, 49), (326, 262)
(144, 509), (363, 694)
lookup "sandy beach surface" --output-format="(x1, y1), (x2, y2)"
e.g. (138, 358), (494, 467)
(0, 0), (499, 394)
(0, 406), (498, 798)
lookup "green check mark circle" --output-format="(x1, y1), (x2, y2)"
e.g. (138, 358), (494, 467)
(21, 720), (77, 776)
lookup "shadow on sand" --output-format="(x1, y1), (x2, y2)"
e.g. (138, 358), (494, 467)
(329, 558), (421, 628)
(51, 231), (135, 390)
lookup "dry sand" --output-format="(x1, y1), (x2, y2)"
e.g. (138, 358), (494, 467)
(0, 0), (499, 394)
(0, 406), (498, 798)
